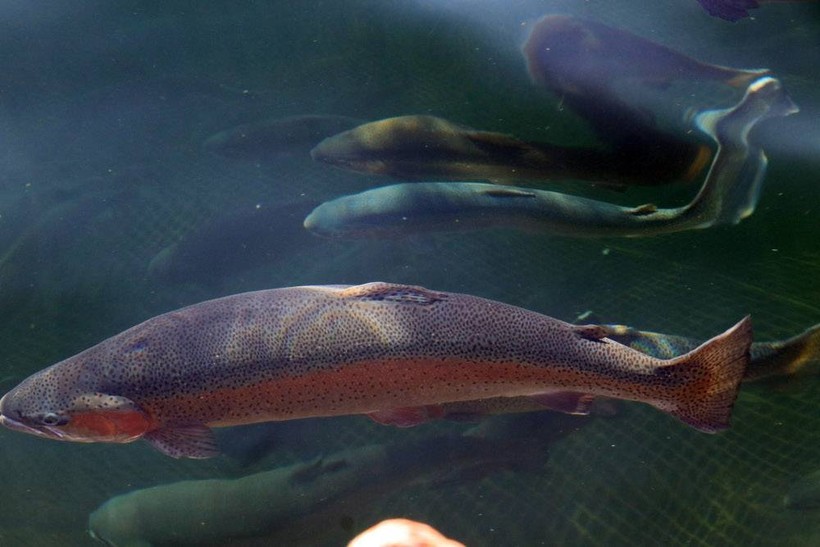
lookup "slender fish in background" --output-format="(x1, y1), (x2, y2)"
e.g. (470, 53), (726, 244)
(204, 114), (362, 160)
(89, 433), (526, 546)
(303, 77), (796, 239)
(310, 114), (704, 188)
(147, 199), (320, 287)
(0, 282), (751, 458)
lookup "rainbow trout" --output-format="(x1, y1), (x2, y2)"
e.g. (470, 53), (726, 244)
(0, 283), (751, 459)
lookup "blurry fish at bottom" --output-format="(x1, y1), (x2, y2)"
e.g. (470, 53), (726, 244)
(88, 418), (557, 546)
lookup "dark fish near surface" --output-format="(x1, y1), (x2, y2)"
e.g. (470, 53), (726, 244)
(303, 77), (796, 239)
(1, 282), (751, 459)
(204, 114), (362, 160)
(697, 0), (818, 22)
(522, 14), (769, 100)
(522, 14), (770, 177)
(310, 114), (706, 188)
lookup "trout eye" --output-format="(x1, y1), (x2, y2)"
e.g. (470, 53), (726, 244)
(37, 412), (69, 427)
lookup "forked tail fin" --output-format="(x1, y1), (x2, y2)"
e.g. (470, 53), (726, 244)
(659, 316), (752, 433)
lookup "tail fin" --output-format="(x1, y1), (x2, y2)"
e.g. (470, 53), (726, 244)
(773, 324), (820, 377)
(746, 323), (820, 383)
(660, 316), (752, 433)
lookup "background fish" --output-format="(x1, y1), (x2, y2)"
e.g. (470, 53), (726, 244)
(310, 114), (703, 188)
(204, 114), (362, 161)
(147, 199), (320, 287)
(522, 14), (771, 185)
(303, 77), (796, 239)
(0, 282), (751, 459)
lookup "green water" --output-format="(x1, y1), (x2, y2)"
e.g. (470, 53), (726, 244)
(0, 1), (818, 545)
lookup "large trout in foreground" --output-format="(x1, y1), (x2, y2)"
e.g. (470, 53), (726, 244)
(0, 283), (751, 458)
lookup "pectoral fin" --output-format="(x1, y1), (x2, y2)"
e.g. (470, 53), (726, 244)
(529, 391), (596, 415)
(143, 425), (220, 459)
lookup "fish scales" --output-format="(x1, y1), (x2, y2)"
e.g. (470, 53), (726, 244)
(0, 282), (751, 458)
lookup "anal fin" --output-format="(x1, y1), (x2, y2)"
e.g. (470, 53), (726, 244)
(529, 392), (595, 415)
(367, 405), (446, 427)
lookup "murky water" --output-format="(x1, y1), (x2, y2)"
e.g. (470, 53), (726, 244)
(0, 1), (818, 545)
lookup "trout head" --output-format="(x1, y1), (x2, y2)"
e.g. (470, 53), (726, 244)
(310, 115), (464, 175)
(0, 359), (152, 445)
(310, 130), (389, 174)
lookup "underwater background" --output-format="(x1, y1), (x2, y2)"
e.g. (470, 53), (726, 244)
(0, 0), (818, 545)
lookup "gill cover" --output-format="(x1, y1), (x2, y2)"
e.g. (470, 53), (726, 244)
(62, 393), (152, 442)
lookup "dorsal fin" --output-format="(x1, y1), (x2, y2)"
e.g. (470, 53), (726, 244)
(480, 188), (537, 198)
(571, 324), (618, 341)
(340, 282), (447, 305)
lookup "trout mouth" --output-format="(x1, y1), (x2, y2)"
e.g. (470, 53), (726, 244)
(0, 414), (60, 439)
